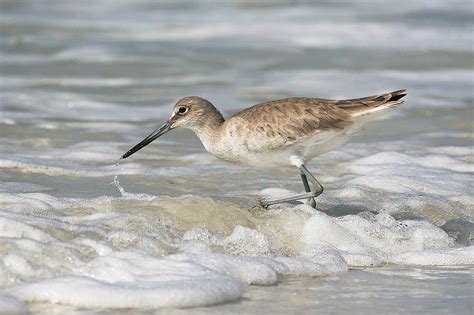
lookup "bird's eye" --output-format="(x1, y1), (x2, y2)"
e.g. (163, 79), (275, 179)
(178, 107), (188, 115)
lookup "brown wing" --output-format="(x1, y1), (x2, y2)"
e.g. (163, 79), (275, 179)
(224, 98), (353, 152)
(224, 90), (406, 153)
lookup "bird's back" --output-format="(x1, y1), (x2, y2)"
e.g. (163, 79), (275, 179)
(223, 98), (350, 153)
(220, 90), (406, 156)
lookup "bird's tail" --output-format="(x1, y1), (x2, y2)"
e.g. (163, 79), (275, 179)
(336, 89), (407, 119)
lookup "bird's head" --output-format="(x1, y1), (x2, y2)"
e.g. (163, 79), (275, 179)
(121, 96), (223, 159)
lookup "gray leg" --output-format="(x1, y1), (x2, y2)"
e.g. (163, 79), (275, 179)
(300, 173), (316, 208)
(259, 164), (323, 208)
(299, 164), (324, 196)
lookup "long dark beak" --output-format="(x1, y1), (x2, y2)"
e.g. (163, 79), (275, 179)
(121, 121), (173, 159)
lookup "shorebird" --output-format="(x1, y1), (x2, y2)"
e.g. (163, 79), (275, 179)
(121, 89), (406, 208)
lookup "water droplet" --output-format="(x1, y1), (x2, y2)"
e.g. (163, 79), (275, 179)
(110, 161), (125, 196)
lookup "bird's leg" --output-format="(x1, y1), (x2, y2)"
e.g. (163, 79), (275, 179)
(259, 164), (323, 208)
(300, 173), (316, 208)
(299, 164), (323, 208)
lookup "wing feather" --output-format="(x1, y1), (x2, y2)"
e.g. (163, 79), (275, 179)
(224, 98), (353, 152)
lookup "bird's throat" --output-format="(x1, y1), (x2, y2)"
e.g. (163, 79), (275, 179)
(192, 116), (225, 154)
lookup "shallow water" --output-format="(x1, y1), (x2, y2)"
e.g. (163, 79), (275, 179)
(0, 0), (473, 313)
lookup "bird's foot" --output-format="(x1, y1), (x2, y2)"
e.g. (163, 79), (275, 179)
(253, 191), (318, 212)
(249, 197), (270, 213)
(307, 198), (316, 208)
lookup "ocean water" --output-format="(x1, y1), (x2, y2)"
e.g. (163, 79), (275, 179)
(0, 0), (473, 313)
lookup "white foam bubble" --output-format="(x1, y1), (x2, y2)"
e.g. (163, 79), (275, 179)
(1, 186), (472, 311)
(0, 216), (55, 242)
(2, 254), (38, 279)
(9, 275), (241, 309)
(252, 194), (467, 267)
(220, 225), (271, 256)
(173, 253), (278, 286)
(3, 248), (243, 309)
(300, 211), (381, 266)
(336, 213), (454, 259)
(332, 150), (473, 223)
(390, 246), (474, 266)
(273, 254), (347, 276)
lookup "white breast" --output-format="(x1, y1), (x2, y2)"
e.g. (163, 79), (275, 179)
(198, 118), (367, 169)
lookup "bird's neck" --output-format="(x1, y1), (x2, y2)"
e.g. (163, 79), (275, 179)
(192, 110), (225, 153)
